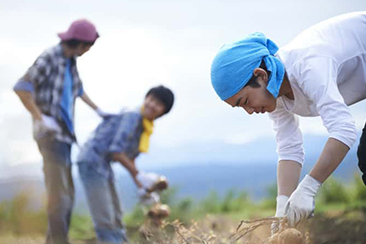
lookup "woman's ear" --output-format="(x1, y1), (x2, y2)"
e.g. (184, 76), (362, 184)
(253, 68), (269, 83)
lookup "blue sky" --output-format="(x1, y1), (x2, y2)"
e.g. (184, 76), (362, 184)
(0, 0), (366, 175)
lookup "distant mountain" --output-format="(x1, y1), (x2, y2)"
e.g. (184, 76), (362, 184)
(0, 134), (361, 212)
(0, 134), (360, 175)
(0, 154), (359, 213)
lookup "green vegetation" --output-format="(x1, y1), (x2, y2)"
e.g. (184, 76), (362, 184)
(0, 192), (47, 236)
(1, 174), (365, 241)
(316, 174), (366, 213)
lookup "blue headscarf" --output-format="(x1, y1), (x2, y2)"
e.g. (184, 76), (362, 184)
(210, 32), (285, 100)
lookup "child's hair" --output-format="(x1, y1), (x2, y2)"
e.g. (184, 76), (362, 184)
(61, 39), (95, 48)
(146, 85), (175, 115)
(245, 60), (272, 88)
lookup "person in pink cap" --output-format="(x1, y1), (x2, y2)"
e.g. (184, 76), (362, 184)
(13, 19), (110, 244)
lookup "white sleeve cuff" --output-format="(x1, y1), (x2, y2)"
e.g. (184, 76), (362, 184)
(329, 131), (357, 149)
(277, 154), (304, 166)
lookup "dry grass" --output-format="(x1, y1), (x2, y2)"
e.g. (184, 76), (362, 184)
(3, 212), (365, 244)
(0, 235), (98, 244)
(135, 216), (311, 244)
(0, 236), (45, 244)
(0, 217), (307, 244)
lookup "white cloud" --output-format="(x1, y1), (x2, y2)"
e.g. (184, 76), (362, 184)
(0, 0), (365, 169)
(224, 133), (260, 145)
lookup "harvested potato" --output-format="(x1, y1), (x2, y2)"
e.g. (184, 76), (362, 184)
(278, 228), (303, 244)
(148, 176), (169, 192)
(155, 177), (168, 191)
(148, 204), (171, 218)
(267, 232), (280, 244)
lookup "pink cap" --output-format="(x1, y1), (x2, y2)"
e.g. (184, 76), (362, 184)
(58, 19), (99, 42)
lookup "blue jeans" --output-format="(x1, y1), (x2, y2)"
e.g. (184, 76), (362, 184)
(37, 135), (74, 244)
(78, 162), (128, 244)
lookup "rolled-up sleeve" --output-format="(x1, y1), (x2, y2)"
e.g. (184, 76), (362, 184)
(298, 57), (357, 149)
(108, 112), (141, 154)
(269, 99), (305, 165)
(14, 51), (52, 91)
(13, 80), (34, 92)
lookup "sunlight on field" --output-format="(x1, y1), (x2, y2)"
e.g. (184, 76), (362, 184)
(0, 235), (44, 244)
(1, 175), (366, 243)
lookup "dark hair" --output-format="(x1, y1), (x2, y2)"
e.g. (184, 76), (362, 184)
(244, 60), (272, 88)
(62, 39), (95, 48)
(146, 85), (175, 115)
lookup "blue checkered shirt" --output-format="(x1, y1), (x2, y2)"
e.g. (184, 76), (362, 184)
(14, 44), (84, 144)
(77, 109), (143, 179)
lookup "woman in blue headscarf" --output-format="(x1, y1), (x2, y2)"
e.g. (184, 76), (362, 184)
(210, 12), (366, 234)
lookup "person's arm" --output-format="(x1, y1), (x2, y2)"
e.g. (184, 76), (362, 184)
(111, 152), (142, 188)
(284, 57), (357, 227)
(299, 57), (357, 181)
(80, 92), (114, 118)
(284, 138), (349, 227)
(310, 138), (349, 182)
(80, 92), (99, 110)
(268, 99), (304, 234)
(268, 99), (305, 197)
(14, 52), (51, 121)
(277, 160), (302, 196)
(14, 90), (42, 121)
(108, 112), (143, 187)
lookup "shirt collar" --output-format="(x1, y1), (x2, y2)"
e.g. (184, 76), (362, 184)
(56, 43), (76, 66)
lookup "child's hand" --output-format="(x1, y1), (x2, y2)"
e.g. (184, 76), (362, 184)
(95, 108), (114, 118)
(137, 188), (148, 197)
(138, 189), (160, 206)
(137, 172), (160, 190)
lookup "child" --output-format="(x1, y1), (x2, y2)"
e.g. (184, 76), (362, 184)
(77, 85), (174, 244)
(14, 19), (106, 244)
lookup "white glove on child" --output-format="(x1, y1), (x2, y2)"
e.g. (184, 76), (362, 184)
(271, 195), (289, 235)
(136, 172), (160, 190)
(285, 174), (322, 227)
(138, 188), (160, 206)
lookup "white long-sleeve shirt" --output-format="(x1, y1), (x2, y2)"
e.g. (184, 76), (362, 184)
(269, 11), (366, 166)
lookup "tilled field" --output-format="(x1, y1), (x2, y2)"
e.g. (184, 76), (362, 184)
(2, 212), (366, 244)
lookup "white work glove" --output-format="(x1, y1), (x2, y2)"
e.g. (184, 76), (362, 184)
(95, 108), (114, 118)
(42, 115), (62, 132)
(138, 188), (160, 206)
(136, 172), (160, 190)
(285, 174), (322, 227)
(271, 195), (289, 235)
(137, 188), (148, 197)
(33, 115), (61, 140)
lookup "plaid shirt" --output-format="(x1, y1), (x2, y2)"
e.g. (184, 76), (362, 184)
(14, 44), (84, 144)
(77, 109), (143, 179)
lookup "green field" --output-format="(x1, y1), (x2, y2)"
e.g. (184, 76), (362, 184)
(1, 175), (366, 243)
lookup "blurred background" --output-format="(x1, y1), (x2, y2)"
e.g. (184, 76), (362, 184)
(1, 0), (366, 242)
